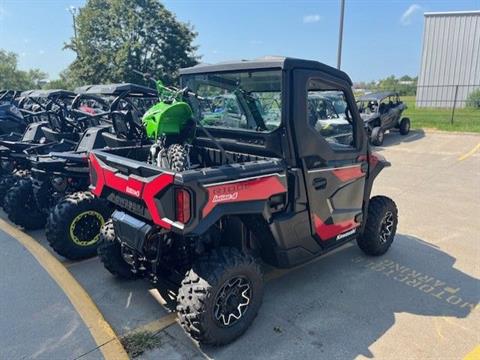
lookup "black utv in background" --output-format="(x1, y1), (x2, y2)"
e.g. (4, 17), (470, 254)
(90, 57), (399, 345)
(0, 89), (85, 204)
(4, 83), (157, 260)
(0, 89), (40, 135)
(357, 91), (411, 145)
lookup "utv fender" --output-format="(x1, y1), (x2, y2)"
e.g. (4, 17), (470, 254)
(361, 151), (391, 232)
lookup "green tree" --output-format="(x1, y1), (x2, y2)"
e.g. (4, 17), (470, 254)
(466, 89), (480, 109)
(65, 0), (198, 86)
(0, 50), (48, 90)
(43, 68), (79, 90)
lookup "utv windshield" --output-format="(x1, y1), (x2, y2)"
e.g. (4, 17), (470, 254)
(182, 69), (282, 132)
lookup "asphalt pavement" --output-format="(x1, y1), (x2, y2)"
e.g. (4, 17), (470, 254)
(0, 229), (99, 360)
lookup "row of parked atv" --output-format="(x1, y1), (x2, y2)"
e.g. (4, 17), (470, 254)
(0, 78), (191, 260)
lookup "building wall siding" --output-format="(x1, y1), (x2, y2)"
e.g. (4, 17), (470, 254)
(417, 12), (480, 108)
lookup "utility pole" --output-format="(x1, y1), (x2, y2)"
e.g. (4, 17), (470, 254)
(337, 0), (345, 69)
(68, 6), (79, 50)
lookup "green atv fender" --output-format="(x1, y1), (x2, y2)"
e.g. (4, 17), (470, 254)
(142, 101), (193, 139)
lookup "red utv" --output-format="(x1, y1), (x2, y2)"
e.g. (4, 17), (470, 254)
(89, 57), (398, 345)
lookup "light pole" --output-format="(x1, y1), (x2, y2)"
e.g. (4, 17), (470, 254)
(337, 0), (345, 69)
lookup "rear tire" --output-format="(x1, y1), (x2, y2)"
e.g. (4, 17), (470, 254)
(97, 220), (137, 279)
(177, 247), (264, 345)
(167, 144), (189, 172)
(399, 117), (410, 135)
(46, 191), (112, 260)
(370, 127), (384, 146)
(357, 196), (398, 256)
(4, 178), (46, 230)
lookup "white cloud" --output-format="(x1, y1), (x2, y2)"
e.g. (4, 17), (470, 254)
(400, 4), (422, 26)
(303, 14), (321, 24)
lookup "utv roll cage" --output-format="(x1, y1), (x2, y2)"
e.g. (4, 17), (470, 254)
(357, 91), (402, 114)
(0, 90), (22, 104)
(74, 83), (158, 146)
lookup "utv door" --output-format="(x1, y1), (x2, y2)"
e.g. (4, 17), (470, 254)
(292, 70), (368, 248)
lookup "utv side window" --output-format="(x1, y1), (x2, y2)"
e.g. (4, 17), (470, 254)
(307, 79), (355, 150)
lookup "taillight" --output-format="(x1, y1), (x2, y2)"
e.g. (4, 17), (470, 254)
(89, 161), (98, 187)
(175, 188), (191, 224)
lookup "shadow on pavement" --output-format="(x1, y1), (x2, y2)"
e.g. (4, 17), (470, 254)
(374, 129), (425, 149)
(195, 233), (479, 359)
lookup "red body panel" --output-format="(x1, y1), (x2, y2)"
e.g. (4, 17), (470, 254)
(313, 214), (359, 240)
(89, 153), (174, 229)
(332, 165), (364, 182)
(202, 176), (286, 218)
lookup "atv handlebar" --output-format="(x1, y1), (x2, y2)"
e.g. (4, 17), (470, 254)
(132, 69), (205, 101)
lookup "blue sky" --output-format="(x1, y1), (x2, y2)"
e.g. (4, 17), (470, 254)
(0, 0), (478, 82)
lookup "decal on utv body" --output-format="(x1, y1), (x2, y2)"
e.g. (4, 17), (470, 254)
(313, 214), (359, 241)
(202, 175), (286, 217)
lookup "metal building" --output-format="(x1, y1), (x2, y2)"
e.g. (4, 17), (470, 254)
(416, 10), (480, 108)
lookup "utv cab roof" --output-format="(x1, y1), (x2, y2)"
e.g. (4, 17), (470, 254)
(26, 89), (76, 98)
(75, 83), (157, 97)
(179, 56), (353, 85)
(358, 91), (398, 101)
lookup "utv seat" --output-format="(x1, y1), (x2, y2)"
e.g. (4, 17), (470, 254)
(42, 112), (79, 142)
(379, 103), (387, 114)
(102, 110), (143, 147)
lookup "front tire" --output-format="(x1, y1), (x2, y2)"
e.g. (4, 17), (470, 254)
(97, 219), (137, 279)
(46, 192), (112, 260)
(177, 247), (264, 346)
(0, 170), (30, 207)
(370, 126), (385, 146)
(4, 178), (46, 230)
(399, 117), (410, 135)
(0, 175), (18, 207)
(357, 196), (398, 256)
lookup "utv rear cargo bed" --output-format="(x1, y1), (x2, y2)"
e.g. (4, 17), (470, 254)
(90, 145), (288, 235)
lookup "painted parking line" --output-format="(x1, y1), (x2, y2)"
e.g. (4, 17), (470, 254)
(463, 345), (480, 360)
(0, 218), (128, 360)
(124, 313), (178, 336)
(458, 142), (480, 161)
